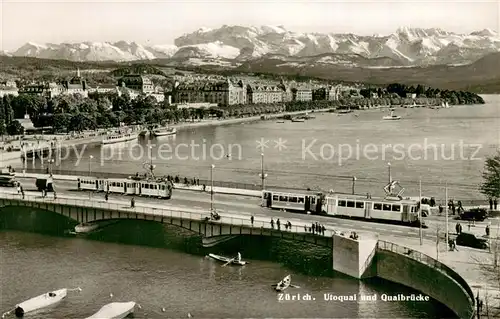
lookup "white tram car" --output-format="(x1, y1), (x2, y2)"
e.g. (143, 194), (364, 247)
(77, 177), (173, 199)
(262, 189), (422, 226)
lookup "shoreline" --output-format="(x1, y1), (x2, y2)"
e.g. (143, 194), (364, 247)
(171, 108), (332, 131)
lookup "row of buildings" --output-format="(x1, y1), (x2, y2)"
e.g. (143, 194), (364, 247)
(170, 78), (354, 106)
(1, 69), (359, 107)
(0, 70), (165, 102)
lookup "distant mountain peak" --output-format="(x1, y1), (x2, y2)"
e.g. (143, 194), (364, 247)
(6, 25), (500, 68)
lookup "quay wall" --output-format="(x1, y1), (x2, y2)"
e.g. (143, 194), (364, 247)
(375, 242), (475, 319)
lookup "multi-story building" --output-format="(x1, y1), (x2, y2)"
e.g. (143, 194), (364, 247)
(278, 79), (293, 102)
(118, 75), (154, 94)
(246, 84), (282, 104)
(87, 84), (119, 94)
(62, 69), (88, 98)
(293, 85), (313, 102)
(172, 78), (246, 106)
(19, 82), (64, 99)
(0, 81), (19, 97)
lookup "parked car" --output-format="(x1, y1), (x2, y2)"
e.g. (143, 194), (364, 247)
(460, 208), (488, 221)
(456, 232), (489, 249)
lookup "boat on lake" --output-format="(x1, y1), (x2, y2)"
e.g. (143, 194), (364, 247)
(208, 253), (248, 266)
(102, 132), (138, 145)
(291, 118), (305, 123)
(274, 275), (291, 292)
(337, 108), (353, 114)
(74, 223), (99, 234)
(86, 302), (137, 319)
(151, 127), (177, 137)
(6, 287), (81, 318)
(382, 109), (401, 120)
(276, 120), (285, 123)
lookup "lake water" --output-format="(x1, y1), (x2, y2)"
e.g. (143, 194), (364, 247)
(21, 95), (500, 200)
(0, 220), (455, 319)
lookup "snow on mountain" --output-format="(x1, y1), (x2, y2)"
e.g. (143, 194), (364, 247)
(149, 44), (179, 58)
(7, 25), (500, 67)
(172, 41), (240, 59)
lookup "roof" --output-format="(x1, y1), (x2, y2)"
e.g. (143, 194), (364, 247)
(18, 118), (35, 130)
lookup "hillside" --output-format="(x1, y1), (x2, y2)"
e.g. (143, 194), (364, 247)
(231, 52), (500, 92)
(109, 64), (168, 77)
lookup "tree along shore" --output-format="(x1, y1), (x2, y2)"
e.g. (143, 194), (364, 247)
(0, 83), (484, 134)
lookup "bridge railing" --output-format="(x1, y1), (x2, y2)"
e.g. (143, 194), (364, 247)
(377, 240), (475, 318)
(0, 192), (342, 239)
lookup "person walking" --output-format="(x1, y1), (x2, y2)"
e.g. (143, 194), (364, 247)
(276, 219), (281, 230)
(250, 215), (254, 226)
(105, 192), (109, 201)
(486, 224), (491, 237)
(270, 218), (274, 229)
(131, 197), (135, 208)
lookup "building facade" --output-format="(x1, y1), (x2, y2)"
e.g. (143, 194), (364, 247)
(0, 81), (18, 97)
(246, 84), (282, 104)
(118, 75), (154, 94)
(293, 86), (313, 102)
(172, 78), (246, 106)
(62, 69), (88, 98)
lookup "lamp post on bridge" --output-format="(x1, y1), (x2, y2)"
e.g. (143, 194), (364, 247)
(387, 162), (392, 185)
(89, 155), (93, 200)
(352, 176), (356, 195)
(48, 158), (54, 175)
(210, 164), (215, 214)
(259, 153), (267, 191)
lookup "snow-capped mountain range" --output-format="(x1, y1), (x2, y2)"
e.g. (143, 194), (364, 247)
(3, 25), (500, 67)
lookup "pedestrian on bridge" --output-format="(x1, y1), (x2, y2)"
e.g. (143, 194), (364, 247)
(131, 197), (135, 208)
(486, 224), (490, 237)
(276, 219), (281, 230)
(287, 221), (292, 230)
(54, 191), (57, 200)
(270, 218), (274, 229)
(311, 223), (315, 234)
(250, 216), (254, 226)
(21, 189), (25, 200)
(105, 193), (109, 201)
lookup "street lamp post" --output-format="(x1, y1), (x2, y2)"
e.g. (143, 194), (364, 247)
(210, 164), (215, 214)
(387, 162), (392, 185)
(89, 155), (93, 200)
(48, 158), (54, 175)
(259, 153), (267, 191)
(352, 176), (357, 195)
(419, 178), (423, 245)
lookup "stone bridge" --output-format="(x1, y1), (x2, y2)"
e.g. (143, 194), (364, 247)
(0, 193), (333, 248)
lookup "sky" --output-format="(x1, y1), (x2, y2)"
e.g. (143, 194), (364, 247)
(1, 0), (499, 51)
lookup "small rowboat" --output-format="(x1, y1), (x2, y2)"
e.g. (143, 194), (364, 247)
(86, 302), (137, 319)
(3, 287), (82, 318)
(208, 253), (248, 266)
(274, 275), (291, 292)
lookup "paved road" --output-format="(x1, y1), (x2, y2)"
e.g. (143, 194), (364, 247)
(9, 177), (497, 240)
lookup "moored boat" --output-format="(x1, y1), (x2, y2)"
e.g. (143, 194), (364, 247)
(208, 253), (248, 266)
(3, 287), (82, 318)
(337, 109), (352, 114)
(102, 132), (138, 145)
(291, 118), (305, 123)
(276, 120), (285, 123)
(382, 110), (401, 120)
(151, 127), (177, 137)
(74, 223), (99, 234)
(86, 302), (137, 319)
(274, 275), (291, 292)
